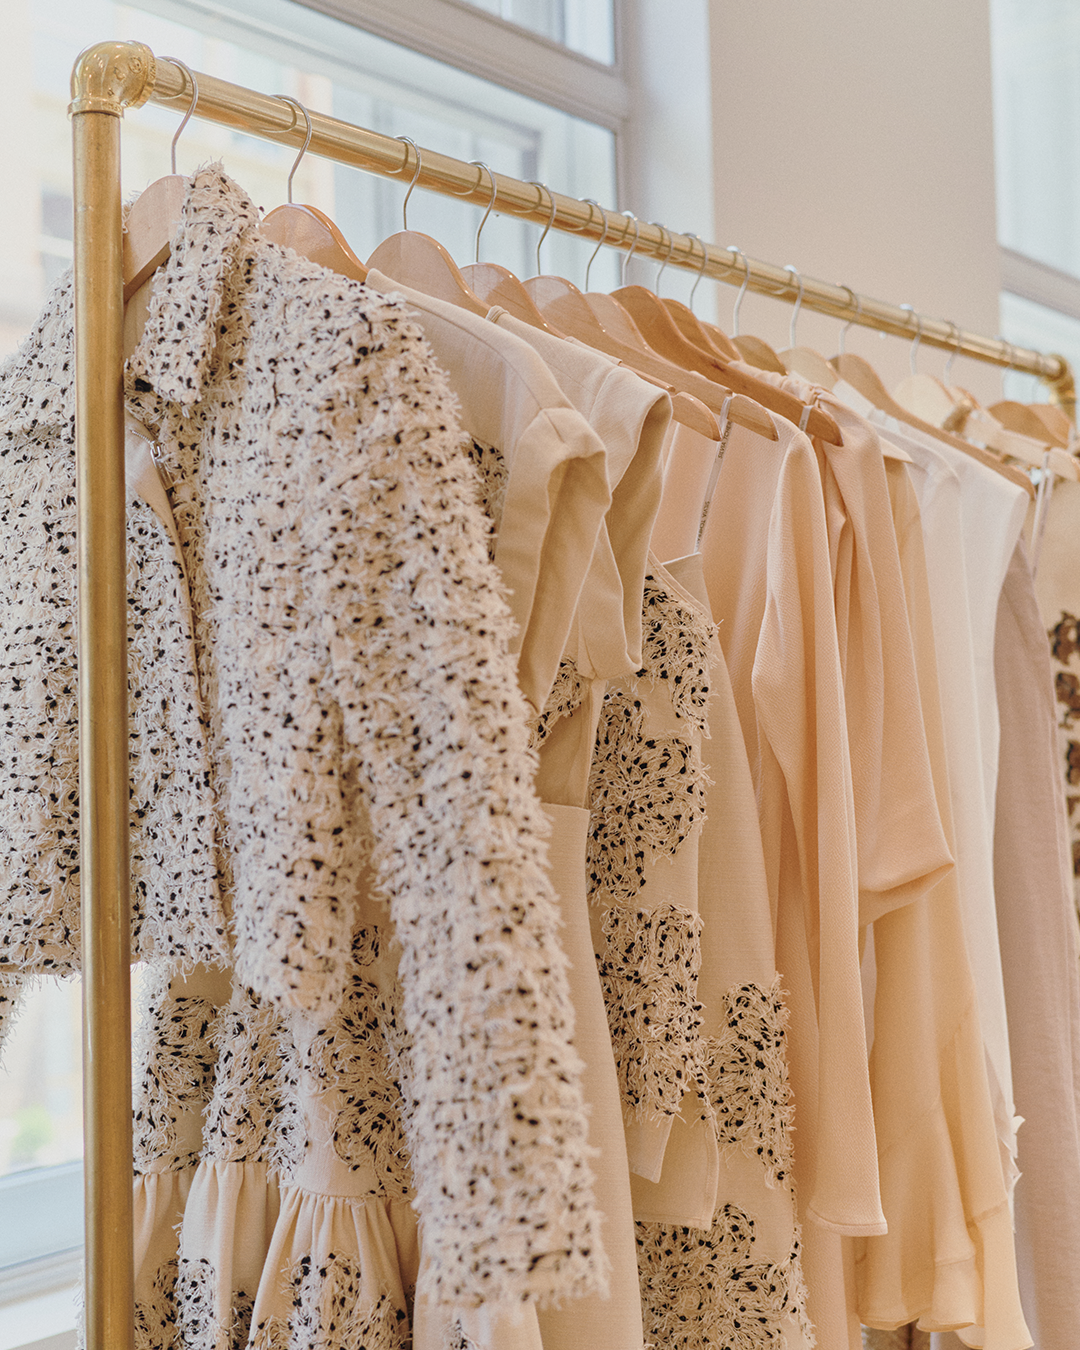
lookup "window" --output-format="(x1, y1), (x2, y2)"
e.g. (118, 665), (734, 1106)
(990, 0), (1080, 402)
(454, 0), (615, 64)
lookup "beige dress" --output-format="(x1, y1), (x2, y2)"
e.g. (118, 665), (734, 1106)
(846, 447), (1030, 1350)
(700, 409), (884, 1350)
(632, 551), (811, 1350)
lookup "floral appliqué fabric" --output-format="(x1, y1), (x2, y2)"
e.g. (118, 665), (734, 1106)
(586, 572), (714, 1124)
(1047, 612), (1080, 911)
(636, 1205), (809, 1350)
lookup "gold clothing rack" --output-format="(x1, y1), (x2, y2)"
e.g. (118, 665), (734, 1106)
(67, 39), (1077, 1350)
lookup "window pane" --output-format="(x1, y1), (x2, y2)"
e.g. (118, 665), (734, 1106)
(0, 981), (82, 1179)
(456, 0), (615, 64)
(999, 290), (1080, 404)
(991, 0), (1080, 277)
(1, 0), (618, 360)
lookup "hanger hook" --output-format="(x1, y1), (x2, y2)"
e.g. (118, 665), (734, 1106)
(394, 137), (422, 231)
(783, 264), (804, 348)
(996, 334), (1017, 397)
(901, 305), (924, 376)
(164, 57), (199, 175)
(529, 181), (557, 276)
(686, 233), (709, 311)
(728, 246), (751, 336)
(581, 198), (610, 291)
(944, 321), (962, 385)
(838, 285), (861, 354)
(469, 161), (497, 264)
(275, 96), (313, 205)
(620, 212), (640, 287)
(651, 224), (676, 292)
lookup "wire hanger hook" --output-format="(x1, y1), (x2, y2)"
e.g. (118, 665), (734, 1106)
(996, 334), (1017, 397)
(528, 182), (556, 276)
(944, 321), (962, 385)
(581, 199), (610, 290)
(784, 265), (804, 347)
(163, 57), (199, 175)
(394, 137), (422, 231)
(620, 212), (640, 287)
(838, 285), (860, 354)
(651, 224), (676, 292)
(687, 233), (709, 312)
(469, 161), (497, 264)
(899, 304), (923, 375)
(728, 246), (751, 336)
(275, 96), (313, 205)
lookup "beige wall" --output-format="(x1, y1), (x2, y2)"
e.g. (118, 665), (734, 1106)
(707, 0), (1005, 403)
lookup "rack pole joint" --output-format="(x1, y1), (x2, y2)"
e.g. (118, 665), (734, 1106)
(69, 40), (156, 118)
(1043, 353), (1077, 425)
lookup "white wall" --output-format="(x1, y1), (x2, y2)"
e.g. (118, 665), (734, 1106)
(707, 0), (1006, 402)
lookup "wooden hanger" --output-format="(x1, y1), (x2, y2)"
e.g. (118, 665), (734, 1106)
(517, 202), (744, 439)
(614, 283), (842, 442)
(895, 350), (1079, 479)
(832, 352), (1034, 496)
(524, 273), (775, 441)
(990, 399), (1069, 448)
(260, 97), (367, 283)
(776, 266), (838, 388)
(122, 57), (200, 302)
(1026, 401), (1075, 447)
(663, 299), (741, 360)
(461, 262), (562, 334)
(580, 290), (760, 440)
(657, 237), (741, 360)
(366, 142), (487, 317)
(722, 246), (788, 373)
(263, 203), (368, 283)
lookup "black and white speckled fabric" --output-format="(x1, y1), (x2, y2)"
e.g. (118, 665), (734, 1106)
(3, 165), (602, 1313)
(0, 269), (228, 987)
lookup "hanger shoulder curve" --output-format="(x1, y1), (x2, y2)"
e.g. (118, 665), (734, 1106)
(368, 231), (488, 317)
(262, 204), (368, 284)
(732, 333), (787, 374)
(662, 297), (740, 360)
(461, 262), (560, 333)
(833, 353), (1035, 497)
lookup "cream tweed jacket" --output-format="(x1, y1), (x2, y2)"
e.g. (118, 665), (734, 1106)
(0, 165), (601, 1308)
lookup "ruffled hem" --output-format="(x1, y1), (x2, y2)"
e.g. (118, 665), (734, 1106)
(248, 1185), (419, 1350)
(174, 1160), (283, 1350)
(134, 1167), (195, 1350)
(859, 1199), (1032, 1350)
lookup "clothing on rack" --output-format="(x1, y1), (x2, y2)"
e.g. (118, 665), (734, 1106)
(0, 166), (608, 1347)
(10, 123), (1080, 1350)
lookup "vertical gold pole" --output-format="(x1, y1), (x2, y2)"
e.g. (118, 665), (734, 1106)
(70, 41), (155, 1350)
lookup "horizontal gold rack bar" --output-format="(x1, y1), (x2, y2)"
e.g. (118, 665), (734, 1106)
(133, 51), (1072, 400)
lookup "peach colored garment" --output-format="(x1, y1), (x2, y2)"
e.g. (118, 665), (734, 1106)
(1026, 476), (1080, 911)
(859, 405), (1026, 1201)
(700, 411), (883, 1350)
(850, 459), (1030, 1350)
(632, 550), (812, 1350)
